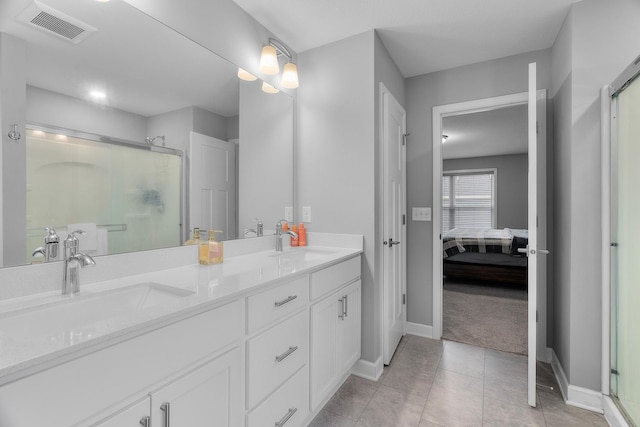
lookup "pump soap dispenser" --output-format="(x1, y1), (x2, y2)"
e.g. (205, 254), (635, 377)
(200, 230), (224, 265)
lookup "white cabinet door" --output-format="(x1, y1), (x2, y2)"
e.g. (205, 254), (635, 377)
(338, 280), (361, 374)
(93, 398), (150, 427)
(310, 290), (340, 411)
(151, 347), (241, 427)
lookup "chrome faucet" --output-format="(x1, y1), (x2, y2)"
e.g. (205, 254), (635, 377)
(62, 230), (96, 295)
(275, 220), (298, 252)
(32, 227), (60, 262)
(244, 218), (264, 238)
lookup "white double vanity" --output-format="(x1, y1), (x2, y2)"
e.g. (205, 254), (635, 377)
(0, 233), (363, 427)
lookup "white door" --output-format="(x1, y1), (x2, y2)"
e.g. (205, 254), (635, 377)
(189, 132), (237, 240)
(527, 62), (549, 407)
(381, 85), (407, 364)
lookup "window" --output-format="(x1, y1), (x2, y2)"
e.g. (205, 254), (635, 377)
(442, 169), (496, 232)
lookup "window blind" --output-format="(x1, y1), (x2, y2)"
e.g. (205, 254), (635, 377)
(443, 171), (495, 232)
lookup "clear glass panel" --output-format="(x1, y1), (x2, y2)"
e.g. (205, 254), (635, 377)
(26, 130), (181, 262)
(611, 75), (640, 425)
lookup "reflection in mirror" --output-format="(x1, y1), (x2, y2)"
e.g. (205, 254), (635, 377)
(0, 0), (294, 268)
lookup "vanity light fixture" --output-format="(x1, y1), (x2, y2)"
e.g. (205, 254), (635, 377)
(261, 82), (280, 94)
(237, 68), (257, 81)
(258, 38), (299, 89)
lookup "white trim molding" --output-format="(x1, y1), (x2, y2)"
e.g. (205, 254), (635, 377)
(405, 322), (433, 339)
(603, 395), (631, 427)
(351, 357), (384, 382)
(551, 350), (604, 414)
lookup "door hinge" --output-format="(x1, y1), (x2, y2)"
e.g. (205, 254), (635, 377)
(536, 121), (539, 134)
(402, 133), (410, 146)
(402, 293), (406, 305)
(536, 310), (539, 322)
(611, 242), (618, 247)
(611, 368), (619, 375)
(402, 214), (406, 225)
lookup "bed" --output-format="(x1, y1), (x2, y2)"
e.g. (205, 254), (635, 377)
(442, 228), (528, 285)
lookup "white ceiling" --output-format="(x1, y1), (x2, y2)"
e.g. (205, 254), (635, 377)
(232, 0), (582, 77)
(0, 0), (240, 117)
(442, 104), (528, 160)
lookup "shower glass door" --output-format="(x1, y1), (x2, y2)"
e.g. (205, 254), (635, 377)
(611, 72), (640, 426)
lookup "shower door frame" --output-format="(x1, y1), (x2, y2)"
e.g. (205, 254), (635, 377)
(26, 122), (186, 244)
(601, 53), (640, 426)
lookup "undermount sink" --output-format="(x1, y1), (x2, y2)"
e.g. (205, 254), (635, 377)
(268, 247), (339, 262)
(0, 283), (194, 342)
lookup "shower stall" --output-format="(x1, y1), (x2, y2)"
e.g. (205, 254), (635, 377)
(25, 126), (183, 262)
(606, 56), (640, 426)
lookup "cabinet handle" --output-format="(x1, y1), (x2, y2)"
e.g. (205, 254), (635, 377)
(344, 294), (348, 317)
(139, 416), (150, 427)
(161, 402), (171, 427)
(274, 295), (297, 307)
(338, 297), (345, 319)
(275, 407), (298, 427)
(275, 346), (299, 362)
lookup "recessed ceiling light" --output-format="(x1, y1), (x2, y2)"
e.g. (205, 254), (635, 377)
(95, 0), (110, 3)
(442, 134), (449, 143)
(89, 90), (106, 99)
(29, 130), (46, 137)
(55, 134), (68, 141)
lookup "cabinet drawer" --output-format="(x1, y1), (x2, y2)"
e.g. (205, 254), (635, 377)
(310, 256), (360, 300)
(247, 366), (309, 427)
(247, 310), (308, 408)
(247, 275), (309, 333)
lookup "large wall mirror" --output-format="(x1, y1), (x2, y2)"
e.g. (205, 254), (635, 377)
(0, 0), (294, 268)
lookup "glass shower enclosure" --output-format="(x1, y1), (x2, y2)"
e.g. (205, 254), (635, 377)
(26, 126), (183, 262)
(609, 62), (640, 426)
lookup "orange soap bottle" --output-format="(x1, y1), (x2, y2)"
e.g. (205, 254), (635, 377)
(291, 224), (299, 247)
(298, 223), (307, 246)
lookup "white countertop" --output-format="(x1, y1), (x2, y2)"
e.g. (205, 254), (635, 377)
(0, 243), (362, 385)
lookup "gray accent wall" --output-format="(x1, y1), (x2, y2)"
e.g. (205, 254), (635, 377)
(551, 0), (640, 391)
(405, 49), (552, 328)
(443, 154), (528, 230)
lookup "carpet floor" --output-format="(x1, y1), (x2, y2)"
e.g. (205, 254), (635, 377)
(442, 279), (528, 355)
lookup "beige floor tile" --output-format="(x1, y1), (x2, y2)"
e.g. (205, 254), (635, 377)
(392, 347), (441, 376)
(536, 361), (557, 389)
(484, 372), (529, 408)
(439, 340), (486, 379)
(403, 335), (444, 355)
(308, 408), (357, 427)
(418, 420), (445, 427)
(482, 398), (545, 426)
(323, 375), (378, 421)
(356, 385), (427, 427)
(381, 362), (435, 398)
(422, 369), (484, 427)
(484, 348), (527, 381)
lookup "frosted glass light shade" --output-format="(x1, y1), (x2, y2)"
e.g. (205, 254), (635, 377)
(259, 45), (279, 75)
(237, 68), (257, 81)
(261, 82), (280, 94)
(281, 62), (299, 89)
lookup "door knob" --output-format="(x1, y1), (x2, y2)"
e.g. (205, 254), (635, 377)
(387, 238), (400, 247)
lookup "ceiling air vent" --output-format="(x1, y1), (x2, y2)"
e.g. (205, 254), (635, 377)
(16, 1), (97, 44)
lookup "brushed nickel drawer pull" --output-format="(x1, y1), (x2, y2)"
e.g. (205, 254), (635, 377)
(338, 297), (345, 319)
(274, 295), (297, 307)
(275, 407), (297, 427)
(139, 416), (150, 427)
(160, 402), (171, 427)
(344, 294), (348, 317)
(275, 346), (299, 362)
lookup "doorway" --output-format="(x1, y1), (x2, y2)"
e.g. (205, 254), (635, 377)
(440, 104), (529, 356)
(432, 70), (548, 407)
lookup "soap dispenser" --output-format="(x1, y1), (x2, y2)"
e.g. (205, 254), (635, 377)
(200, 230), (223, 265)
(184, 228), (200, 245)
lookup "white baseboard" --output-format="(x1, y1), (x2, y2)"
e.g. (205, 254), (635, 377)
(351, 356), (384, 381)
(603, 395), (630, 427)
(551, 349), (604, 414)
(406, 322), (433, 338)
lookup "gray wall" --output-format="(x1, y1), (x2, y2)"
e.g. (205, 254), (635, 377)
(443, 154), (528, 229)
(297, 31), (377, 362)
(551, 0), (640, 391)
(405, 49), (552, 327)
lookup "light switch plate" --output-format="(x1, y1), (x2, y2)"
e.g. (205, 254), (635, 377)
(302, 206), (312, 223)
(412, 207), (431, 222)
(284, 207), (293, 222)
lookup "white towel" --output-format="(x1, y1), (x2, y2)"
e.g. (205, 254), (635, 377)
(67, 223), (98, 251)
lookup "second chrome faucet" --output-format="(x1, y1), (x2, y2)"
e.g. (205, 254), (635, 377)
(62, 230), (96, 295)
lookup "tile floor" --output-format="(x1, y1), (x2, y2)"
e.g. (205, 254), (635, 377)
(309, 335), (609, 426)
